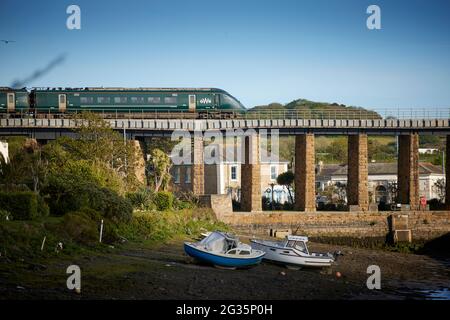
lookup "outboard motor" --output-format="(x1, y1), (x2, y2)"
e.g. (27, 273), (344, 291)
(332, 250), (343, 261)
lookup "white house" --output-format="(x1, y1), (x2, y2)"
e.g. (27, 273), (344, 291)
(171, 145), (290, 202)
(316, 161), (445, 202)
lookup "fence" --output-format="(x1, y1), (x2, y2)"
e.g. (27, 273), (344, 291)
(1, 107), (449, 120)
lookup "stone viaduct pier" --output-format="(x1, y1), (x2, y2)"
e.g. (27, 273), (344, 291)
(1, 116), (450, 241)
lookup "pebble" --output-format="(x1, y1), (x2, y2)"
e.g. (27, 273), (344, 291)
(280, 271), (286, 276)
(336, 271), (342, 278)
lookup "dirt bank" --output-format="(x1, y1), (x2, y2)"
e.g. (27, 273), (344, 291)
(0, 238), (449, 300)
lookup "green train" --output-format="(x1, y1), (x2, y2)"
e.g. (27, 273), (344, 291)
(0, 87), (247, 118)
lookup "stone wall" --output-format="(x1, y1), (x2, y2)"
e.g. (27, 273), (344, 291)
(294, 134), (316, 211)
(218, 210), (450, 241)
(398, 134), (420, 209)
(347, 134), (369, 211)
(198, 194), (233, 220)
(192, 133), (204, 195)
(241, 134), (262, 211)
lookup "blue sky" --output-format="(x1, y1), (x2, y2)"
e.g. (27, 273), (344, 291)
(0, 0), (449, 109)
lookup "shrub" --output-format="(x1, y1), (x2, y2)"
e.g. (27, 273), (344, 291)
(126, 188), (155, 210)
(37, 195), (50, 217)
(153, 191), (174, 211)
(98, 188), (133, 223)
(0, 192), (39, 220)
(84, 187), (132, 223)
(62, 210), (100, 244)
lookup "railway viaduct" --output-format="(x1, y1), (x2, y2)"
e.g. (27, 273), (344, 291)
(2, 117), (450, 213)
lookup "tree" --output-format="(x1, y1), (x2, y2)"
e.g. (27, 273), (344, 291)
(71, 112), (137, 176)
(325, 138), (348, 163)
(276, 171), (294, 203)
(56, 112), (141, 191)
(148, 148), (172, 192)
(0, 138), (48, 192)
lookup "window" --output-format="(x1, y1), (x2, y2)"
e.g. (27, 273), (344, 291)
(114, 96), (127, 104)
(270, 165), (277, 180)
(214, 94), (220, 105)
(294, 242), (307, 254)
(230, 165), (237, 181)
(59, 95), (66, 104)
(97, 97), (111, 104)
(184, 167), (191, 183)
(148, 97), (161, 104)
(17, 95), (28, 105)
(80, 96), (94, 104)
(174, 167), (181, 184)
(8, 94), (14, 104)
(131, 97), (145, 103)
(164, 96), (177, 104)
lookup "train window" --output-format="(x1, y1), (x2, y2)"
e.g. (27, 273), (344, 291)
(114, 97), (127, 104)
(8, 95), (14, 104)
(164, 97), (177, 104)
(131, 97), (145, 103)
(59, 95), (66, 104)
(80, 97), (94, 104)
(97, 97), (111, 104)
(214, 95), (220, 105)
(148, 97), (161, 104)
(17, 95), (28, 104)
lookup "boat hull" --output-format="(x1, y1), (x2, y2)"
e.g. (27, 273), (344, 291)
(184, 243), (264, 268)
(250, 240), (334, 268)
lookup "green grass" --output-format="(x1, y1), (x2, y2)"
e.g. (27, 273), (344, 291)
(0, 207), (228, 263)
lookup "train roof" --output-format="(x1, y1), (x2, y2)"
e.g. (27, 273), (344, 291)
(0, 87), (27, 92)
(31, 87), (228, 93)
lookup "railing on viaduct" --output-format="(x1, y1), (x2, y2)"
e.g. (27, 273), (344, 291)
(1, 108), (449, 120)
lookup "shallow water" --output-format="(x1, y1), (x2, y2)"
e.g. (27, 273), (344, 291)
(422, 288), (450, 300)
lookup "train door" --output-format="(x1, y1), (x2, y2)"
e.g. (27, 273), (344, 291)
(58, 94), (67, 112)
(214, 94), (220, 109)
(188, 94), (196, 112)
(7, 92), (15, 112)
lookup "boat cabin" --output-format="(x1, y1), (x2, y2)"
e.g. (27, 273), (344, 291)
(283, 235), (310, 255)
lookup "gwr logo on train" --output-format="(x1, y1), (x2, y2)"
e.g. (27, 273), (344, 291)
(199, 98), (212, 104)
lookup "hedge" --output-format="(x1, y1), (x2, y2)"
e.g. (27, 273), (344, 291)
(0, 192), (40, 220)
(153, 191), (174, 211)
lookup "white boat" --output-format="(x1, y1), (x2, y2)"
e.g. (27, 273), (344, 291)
(250, 235), (339, 268)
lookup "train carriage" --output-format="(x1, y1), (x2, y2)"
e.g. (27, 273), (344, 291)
(0, 87), (30, 113)
(29, 87), (246, 118)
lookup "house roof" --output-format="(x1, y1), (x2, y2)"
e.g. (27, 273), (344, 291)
(317, 162), (443, 178)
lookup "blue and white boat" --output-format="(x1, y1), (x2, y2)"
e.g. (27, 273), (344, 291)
(184, 231), (265, 269)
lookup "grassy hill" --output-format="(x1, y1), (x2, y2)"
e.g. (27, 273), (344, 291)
(249, 99), (381, 119)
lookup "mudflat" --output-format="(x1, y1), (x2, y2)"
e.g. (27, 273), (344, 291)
(1, 239), (449, 300)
